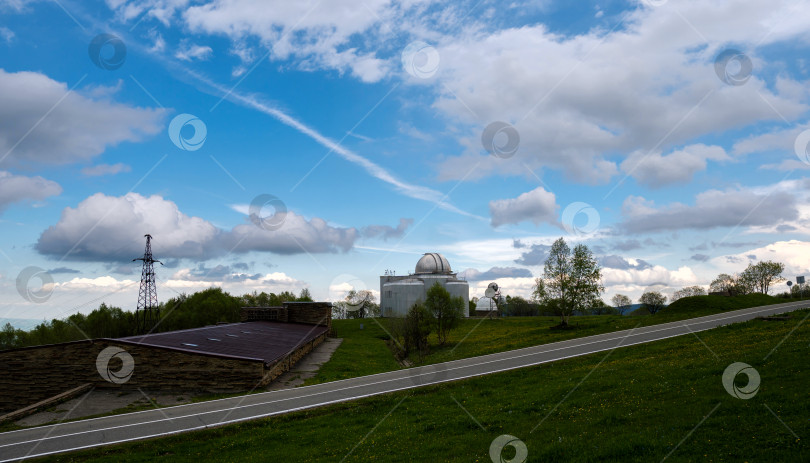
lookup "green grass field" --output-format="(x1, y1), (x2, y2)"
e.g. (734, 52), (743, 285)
(39, 306), (809, 462)
(309, 294), (787, 384)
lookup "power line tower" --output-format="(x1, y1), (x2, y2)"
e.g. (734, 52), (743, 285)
(133, 234), (162, 334)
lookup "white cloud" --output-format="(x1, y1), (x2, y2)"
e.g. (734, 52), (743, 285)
(175, 42), (213, 61)
(620, 144), (730, 188)
(0, 69), (165, 166)
(619, 185), (799, 233)
(0, 170), (61, 213)
(709, 240), (810, 280)
(468, 276), (537, 300)
(0, 26), (14, 43)
(489, 186), (557, 227)
(35, 193), (370, 261)
(433, 1), (809, 184)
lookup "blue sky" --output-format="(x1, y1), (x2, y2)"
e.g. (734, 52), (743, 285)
(2, 0), (810, 323)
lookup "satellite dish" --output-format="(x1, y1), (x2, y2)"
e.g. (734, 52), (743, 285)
(484, 282), (499, 298)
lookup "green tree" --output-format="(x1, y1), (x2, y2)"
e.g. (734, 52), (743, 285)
(709, 273), (736, 294)
(404, 302), (433, 359)
(531, 277), (547, 303)
(344, 289), (379, 319)
(640, 291), (667, 315)
(611, 294), (632, 315)
(671, 286), (707, 302)
(741, 261), (785, 295)
(297, 288), (313, 301)
(424, 282), (464, 344)
(536, 238), (604, 326)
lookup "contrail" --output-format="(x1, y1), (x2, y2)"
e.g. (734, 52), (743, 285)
(184, 69), (486, 221)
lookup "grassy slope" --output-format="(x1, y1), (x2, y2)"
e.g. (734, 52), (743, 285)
(310, 294), (786, 384)
(40, 308), (809, 462)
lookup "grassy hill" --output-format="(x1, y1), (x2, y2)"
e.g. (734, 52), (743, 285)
(42, 307), (810, 462)
(628, 293), (782, 316)
(311, 294), (788, 384)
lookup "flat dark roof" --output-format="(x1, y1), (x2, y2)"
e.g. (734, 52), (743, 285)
(115, 321), (328, 366)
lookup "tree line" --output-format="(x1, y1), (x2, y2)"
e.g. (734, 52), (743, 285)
(609, 260), (788, 315)
(0, 287), (314, 351)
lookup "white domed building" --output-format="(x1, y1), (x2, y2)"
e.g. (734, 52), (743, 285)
(379, 253), (470, 317)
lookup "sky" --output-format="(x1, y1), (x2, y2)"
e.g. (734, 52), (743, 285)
(2, 0), (810, 324)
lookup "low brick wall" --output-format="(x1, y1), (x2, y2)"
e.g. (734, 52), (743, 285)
(241, 302), (331, 328)
(1, 338), (275, 414)
(259, 331), (329, 386)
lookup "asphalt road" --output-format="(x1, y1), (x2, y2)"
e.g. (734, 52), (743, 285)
(1, 300), (806, 462)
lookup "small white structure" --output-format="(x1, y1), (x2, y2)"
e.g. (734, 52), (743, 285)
(379, 253), (470, 317)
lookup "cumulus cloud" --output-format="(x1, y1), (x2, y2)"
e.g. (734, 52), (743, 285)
(709, 240), (810, 281)
(602, 264), (699, 288)
(362, 218), (413, 240)
(36, 193), (358, 261)
(620, 144), (730, 188)
(0, 170), (62, 213)
(619, 186), (798, 233)
(458, 266), (533, 281)
(489, 186), (557, 227)
(468, 277), (537, 300)
(0, 69), (165, 166)
(433, 1), (808, 184)
(599, 255), (653, 271)
(514, 243), (551, 266)
(166, 269), (306, 294)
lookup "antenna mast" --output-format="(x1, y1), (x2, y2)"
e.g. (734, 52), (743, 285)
(133, 234), (163, 333)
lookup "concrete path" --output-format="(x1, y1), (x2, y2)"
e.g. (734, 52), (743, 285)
(0, 300), (806, 462)
(265, 338), (343, 391)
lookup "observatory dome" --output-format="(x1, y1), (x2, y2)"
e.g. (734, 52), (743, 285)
(415, 253), (452, 274)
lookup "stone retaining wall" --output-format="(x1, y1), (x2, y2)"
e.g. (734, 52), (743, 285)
(0, 330), (328, 414)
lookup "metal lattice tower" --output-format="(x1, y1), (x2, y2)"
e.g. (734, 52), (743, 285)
(133, 234), (162, 333)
